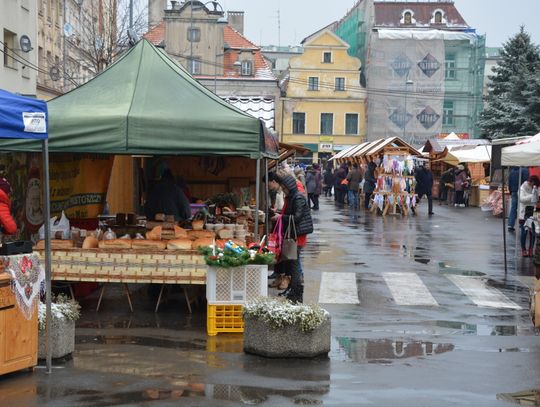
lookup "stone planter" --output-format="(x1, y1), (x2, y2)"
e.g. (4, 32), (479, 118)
(243, 314), (331, 358)
(38, 317), (75, 359)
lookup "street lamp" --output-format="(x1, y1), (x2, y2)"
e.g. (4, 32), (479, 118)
(403, 78), (414, 142)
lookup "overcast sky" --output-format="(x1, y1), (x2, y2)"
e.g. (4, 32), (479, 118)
(218, 0), (540, 48)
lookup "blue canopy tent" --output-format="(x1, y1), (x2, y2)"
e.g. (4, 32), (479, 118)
(0, 89), (53, 373)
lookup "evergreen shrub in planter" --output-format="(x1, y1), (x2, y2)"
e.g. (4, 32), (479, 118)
(243, 298), (331, 358)
(38, 295), (81, 359)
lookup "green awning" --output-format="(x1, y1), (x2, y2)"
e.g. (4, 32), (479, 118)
(0, 40), (278, 159)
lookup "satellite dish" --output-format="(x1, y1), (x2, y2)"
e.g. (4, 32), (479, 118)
(19, 35), (33, 52)
(127, 29), (139, 46)
(63, 23), (74, 37)
(49, 66), (61, 81)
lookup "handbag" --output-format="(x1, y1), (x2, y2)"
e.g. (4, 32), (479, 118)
(281, 216), (298, 261)
(340, 178), (349, 185)
(267, 215), (283, 257)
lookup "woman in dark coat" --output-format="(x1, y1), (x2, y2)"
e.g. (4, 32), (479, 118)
(363, 161), (377, 209)
(323, 165), (334, 197)
(273, 174), (314, 303)
(334, 164), (348, 204)
(306, 164), (322, 210)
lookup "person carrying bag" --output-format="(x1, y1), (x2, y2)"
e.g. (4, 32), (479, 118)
(281, 215), (297, 261)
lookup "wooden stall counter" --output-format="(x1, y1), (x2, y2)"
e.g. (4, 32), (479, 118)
(0, 272), (38, 376)
(36, 248), (208, 313)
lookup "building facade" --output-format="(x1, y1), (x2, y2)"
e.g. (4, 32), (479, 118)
(145, 1), (280, 131)
(281, 29), (367, 163)
(261, 45), (303, 79)
(1, 0), (38, 96)
(37, 0), (115, 100)
(334, 0), (485, 143)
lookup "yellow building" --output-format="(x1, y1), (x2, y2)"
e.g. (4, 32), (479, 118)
(281, 29), (366, 162)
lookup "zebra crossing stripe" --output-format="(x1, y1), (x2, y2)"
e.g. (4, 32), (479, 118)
(447, 275), (522, 310)
(382, 272), (439, 306)
(318, 272), (360, 304)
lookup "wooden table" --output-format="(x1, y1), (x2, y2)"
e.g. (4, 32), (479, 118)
(0, 272), (38, 376)
(37, 248), (207, 313)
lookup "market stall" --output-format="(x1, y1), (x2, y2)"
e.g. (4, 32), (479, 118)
(0, 41), (278, 318)
(502, 136), (540, 325)
(0, 89), (52, 374)
(332, 137), (422, 216)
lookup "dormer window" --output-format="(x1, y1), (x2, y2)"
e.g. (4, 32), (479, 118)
(241, 60), (252, 76)
(404, 12), (412, 25)
(400, 9), (416, 25)
(431, 9), (447, 25)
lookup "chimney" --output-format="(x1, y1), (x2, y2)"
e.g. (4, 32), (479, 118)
(227, 11), (244, 35)
(148, 0), (167, 28)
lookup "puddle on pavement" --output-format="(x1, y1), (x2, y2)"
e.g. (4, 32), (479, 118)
(497, 389), (540, 405)
(76, 335), (207, 351)
(438, 262), (486, 276)
(335, 337), (454, 363)
(400, 245), (431, 264)
(486, 279), (529, 293)
(435, 321), (523, 336)
(38, 383), (328, 405)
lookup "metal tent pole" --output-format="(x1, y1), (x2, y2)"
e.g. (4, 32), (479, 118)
(42, 139), (53, 373)
(502, 166), (508, 277)
(265, 159), (269, 241)
(254, 159), (261, 242)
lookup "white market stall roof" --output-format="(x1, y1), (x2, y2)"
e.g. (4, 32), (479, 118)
(502, 139), (540, 167)
(331, 137), (422, 162)
(444, 144), (492, 164)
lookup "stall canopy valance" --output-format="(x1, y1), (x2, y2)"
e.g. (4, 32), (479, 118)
(0, 89), (48, 139)
(0, 40), (277, 159)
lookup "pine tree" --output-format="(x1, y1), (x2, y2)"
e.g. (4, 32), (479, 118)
(479, 27), (540, 139)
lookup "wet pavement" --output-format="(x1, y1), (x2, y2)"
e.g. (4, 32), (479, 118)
(1, 198), (540, 406)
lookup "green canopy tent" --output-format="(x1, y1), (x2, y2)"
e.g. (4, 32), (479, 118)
(0, 39), (278, 158)
(0, 39), (279, 244)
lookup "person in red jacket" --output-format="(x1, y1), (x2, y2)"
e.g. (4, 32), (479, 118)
(0, 177), (17, 235)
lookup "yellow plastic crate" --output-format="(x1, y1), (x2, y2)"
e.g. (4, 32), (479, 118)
(207, 304), (244, 336)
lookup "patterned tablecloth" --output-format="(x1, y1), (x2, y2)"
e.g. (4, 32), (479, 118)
(0, 253), (44, 319)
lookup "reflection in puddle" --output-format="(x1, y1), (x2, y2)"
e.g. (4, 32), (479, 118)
(497, 389), (540, 405)
(208, 383), (328, 405)
(336, 337), (454, 363)
(400, 245), (431, 264)
(438, 262), (486, 276)
(76, 335), (207, 350)
(435, 321), (521, 336)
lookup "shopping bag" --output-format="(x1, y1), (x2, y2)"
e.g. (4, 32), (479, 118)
(38, 210), (70, 240)
(267, 215), (283, 257)
(281, 216), (297, 261)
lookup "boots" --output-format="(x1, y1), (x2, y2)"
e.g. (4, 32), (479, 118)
(269, 274), (284, 288)
(278, 275), (291, 290)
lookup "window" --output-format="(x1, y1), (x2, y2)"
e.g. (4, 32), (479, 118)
(241, 60), (252, 76)
(445, 55), (456, 80)
(323, 52), (332, 63)
(293, 112), (306, 134)
(443, 101), (454, 126)
(404, 12), (412, 25)
(345, 114), (359, 135)
(189, 58), (201, 75)
(187, 27), (200, 42)
(434, 11), (443, 24)
(320, 113), (333, 135)
(308, 77), (319, 91)
(335, 77), (345, 91)
(3, 29), (16, 68)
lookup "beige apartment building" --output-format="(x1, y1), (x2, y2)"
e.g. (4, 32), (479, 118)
(1, 0), (38, 96)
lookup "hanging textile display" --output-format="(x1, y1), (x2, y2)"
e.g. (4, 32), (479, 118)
(1, 253), (45, 319)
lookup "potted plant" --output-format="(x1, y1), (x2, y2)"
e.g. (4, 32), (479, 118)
(243, 298), (331, 358)
(38, 294), (81, 359)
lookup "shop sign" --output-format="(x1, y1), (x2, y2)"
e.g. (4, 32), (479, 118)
(319, 136), (334, 142)
(319, 143), (333, 152)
